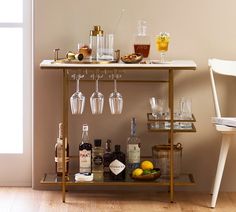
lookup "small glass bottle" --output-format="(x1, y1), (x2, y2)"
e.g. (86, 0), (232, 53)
(103, 139), (112, 180)
(79, 124), (92, 174)
(134, 20), (150, 58)
(55, 123), (69, 177)
(109, 145), (126, 181)
(92, 139), (104, 181)
(89, 25), (104, 60)
(127, 118), (141, 172)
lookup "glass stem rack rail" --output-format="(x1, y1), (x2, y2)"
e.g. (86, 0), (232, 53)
(40, 60), (197, 203)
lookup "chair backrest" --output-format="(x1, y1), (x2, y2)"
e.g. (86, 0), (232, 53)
(208, 58), (236, 118)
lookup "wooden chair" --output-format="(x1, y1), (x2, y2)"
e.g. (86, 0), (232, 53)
(209, 58), (236, 208)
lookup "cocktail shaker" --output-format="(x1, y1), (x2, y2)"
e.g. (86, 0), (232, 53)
(89, 25), (104, 60)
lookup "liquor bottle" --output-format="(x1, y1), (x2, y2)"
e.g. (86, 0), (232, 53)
(127, 118), (141, 172)
(109, 145), (126, 181)
(103, 139), (112, 180)
(92, 139), (104, 181)
(134, 20), (150, 58)
(79, 124), (92, 174)
(55, 123), (69, 177)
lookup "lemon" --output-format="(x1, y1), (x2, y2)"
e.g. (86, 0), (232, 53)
(132, 168), (143, 177)
(141, 161), (154, 170)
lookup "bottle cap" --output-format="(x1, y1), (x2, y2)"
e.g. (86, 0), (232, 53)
(115, 145), (120, 152)
(90, 25), (104, 36)
(82, 124), (88, 131)
(94, 139), (102, 147)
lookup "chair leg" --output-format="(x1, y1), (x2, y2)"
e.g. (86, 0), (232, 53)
(211, 134), (231, 208)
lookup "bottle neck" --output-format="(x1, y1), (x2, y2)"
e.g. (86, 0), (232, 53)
(106, 141), (111, 152)
(81, 131), (89, 144)
(131, 118), (136, 137)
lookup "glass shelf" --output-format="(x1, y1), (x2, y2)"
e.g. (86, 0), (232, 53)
(41, 173), (195, 187)
(147, 123), (196, 133)
(147, 113), (196, 122)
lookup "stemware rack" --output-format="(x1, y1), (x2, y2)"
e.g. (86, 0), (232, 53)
(40, 60), (197, 203)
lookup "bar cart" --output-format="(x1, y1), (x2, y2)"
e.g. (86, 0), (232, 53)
(40, 59), (197, 203)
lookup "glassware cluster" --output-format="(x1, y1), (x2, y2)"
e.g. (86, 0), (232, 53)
(149, 97), (192, 129)
(70, 73), (123, 115)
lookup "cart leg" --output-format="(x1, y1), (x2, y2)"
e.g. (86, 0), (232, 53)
(169, 69), (174, 203)
(62, 69), (69, 203)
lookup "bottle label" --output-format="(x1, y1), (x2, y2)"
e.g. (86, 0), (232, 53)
(109, 159), (125, 175)
(127, 144), (140, 163)
(93, 155), (103, 166)
(55, 149), (69, 172)
(79, 149), (91, 173)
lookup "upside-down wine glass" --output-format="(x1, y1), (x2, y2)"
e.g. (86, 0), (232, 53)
(90, 75), (104, 114)
(70, 74), (85, 115)
(109, 74), (123, 114)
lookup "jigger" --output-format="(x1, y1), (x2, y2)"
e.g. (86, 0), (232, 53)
(70, 74), (85, 115)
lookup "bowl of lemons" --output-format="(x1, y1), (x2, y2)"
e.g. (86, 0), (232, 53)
(131, 161), (161, 181)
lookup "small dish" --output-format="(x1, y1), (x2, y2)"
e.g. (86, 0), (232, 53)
(121, 53), (143, 64)
(130, 168), (161, 181)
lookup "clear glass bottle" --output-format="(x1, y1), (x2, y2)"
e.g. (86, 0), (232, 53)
(55, 123), (69, 177)
(127, 118), (141, 172)
(103, 139), (112, 180)
(92, 139), (104, 181)
(89, 25), (104, 60)
(134, 20), (150, 58)
(79, 124), (92, 174)
(109, 145), (126, 181)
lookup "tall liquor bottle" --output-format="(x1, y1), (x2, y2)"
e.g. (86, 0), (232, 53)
(127, 118), (141, 171)
(79, 124), (92, 174)
(92, 139), (104, 181)
(109, 145), (126, 181)
(55, 123), (69, 177)
(103, 139), (112, 180)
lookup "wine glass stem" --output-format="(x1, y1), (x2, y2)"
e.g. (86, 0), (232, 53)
(76, 79), (80, 92)
(114, 79), (117, 92)
(160, 52), (166, 63)
(96, 79), (99, 92)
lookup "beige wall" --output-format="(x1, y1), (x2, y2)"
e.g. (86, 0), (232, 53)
(34, 0), (236, 191)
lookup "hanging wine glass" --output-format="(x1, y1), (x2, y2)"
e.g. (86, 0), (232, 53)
(90, 74), (104, 114)
(109, 74), (123, 114)
(70, 74), (85, 115)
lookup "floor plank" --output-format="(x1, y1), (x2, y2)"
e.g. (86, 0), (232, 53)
(0, 188), (234, 212)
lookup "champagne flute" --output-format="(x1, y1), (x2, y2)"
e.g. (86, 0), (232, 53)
(109, 74), (123, 114)
(90, 74), (104, 114)
(155, 32), (170, 63)
(70, 74), (85, 115)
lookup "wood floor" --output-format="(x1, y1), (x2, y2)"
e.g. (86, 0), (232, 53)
(0, 187), (236, 212)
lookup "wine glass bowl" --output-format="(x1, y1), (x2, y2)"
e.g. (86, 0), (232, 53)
(155, 32), (170, 63)
(109, 91), (123, 114)
(90, 91), (104, 114)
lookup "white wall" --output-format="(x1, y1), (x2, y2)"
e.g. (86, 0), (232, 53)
(34, 0), (236, 191)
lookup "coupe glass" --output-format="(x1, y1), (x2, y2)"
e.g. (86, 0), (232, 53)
(109, 78), (123, 114)
(90, 77), (104, 114)
(155, 32), (170, 63)
(70, 75), (85, 115)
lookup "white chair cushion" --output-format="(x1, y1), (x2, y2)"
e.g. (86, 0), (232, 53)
(212, 117), (236, 127)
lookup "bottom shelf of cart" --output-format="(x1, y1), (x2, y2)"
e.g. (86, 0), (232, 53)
(40, 173), (195, 186)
